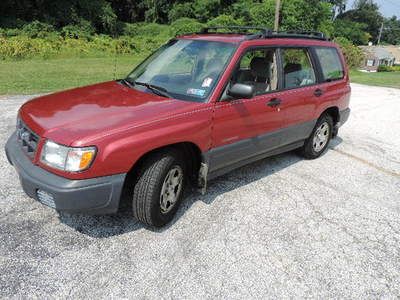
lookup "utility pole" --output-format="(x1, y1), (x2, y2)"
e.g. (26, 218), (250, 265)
(274, 0), (281, 32)
(377, 22), (384, 45)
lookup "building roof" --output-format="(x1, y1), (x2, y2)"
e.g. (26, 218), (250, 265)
(359, 46), (395, 60)
(385, 46), (400, 62)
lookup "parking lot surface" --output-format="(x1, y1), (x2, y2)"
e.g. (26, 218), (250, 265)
(0, 83), (399, 298)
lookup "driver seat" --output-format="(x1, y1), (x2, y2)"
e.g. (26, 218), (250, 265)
(244, 57), (271, 94)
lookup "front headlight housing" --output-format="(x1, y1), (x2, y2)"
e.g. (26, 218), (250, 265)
(40, 140), (96, 172)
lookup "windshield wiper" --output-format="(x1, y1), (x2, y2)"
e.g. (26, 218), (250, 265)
(134, 81), (172, 98)
(120, 78), (135, 89)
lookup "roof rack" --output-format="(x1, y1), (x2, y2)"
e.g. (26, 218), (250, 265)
(196, 26), (328, 41)
(200, 26), (272, 39)
(272, 30), (327, 41)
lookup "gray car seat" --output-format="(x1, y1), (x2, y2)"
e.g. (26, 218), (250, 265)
(244, 57), (271, 94)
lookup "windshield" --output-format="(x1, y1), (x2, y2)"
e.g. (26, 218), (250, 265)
(126, 39), (236, 102)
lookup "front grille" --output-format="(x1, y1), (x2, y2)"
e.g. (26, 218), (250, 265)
(16, 118), (40, 157)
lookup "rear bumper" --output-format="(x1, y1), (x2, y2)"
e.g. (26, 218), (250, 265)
(339, 108), (350, 126)
(5, 132), (126, 214)
(333, 108), (350, 136)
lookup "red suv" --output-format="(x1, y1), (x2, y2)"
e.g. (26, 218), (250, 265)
(5, 27), (350, 227)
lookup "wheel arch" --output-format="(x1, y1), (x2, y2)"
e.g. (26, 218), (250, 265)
(121, 141), (203, 201)
(320, 106), (339, 125)
(118, 141), (203, 210)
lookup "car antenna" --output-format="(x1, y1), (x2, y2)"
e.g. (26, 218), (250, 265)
(113, 29), (118, 80)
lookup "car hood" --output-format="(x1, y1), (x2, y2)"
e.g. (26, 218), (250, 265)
(19, 81), (203, 146)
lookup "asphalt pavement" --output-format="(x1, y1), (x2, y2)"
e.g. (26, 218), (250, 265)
(0, 84), (399, 298)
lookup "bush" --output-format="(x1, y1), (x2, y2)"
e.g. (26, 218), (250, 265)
(334, 37), (365, 69)
(0, 33), (168, 60)
(61, 20), (95, 40)
(0, 36), (62, 59)
(21, 21), (56, 38)
(378, 65), (400, 72)
(122, 22), (170, 38)
(122, 23), (140, 36)
(135, 23), (169, 36)
(169, 18), (204, 36)
(0, 28), (22, 38)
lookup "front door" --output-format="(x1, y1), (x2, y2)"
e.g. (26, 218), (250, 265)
(209, 47), (285, 174)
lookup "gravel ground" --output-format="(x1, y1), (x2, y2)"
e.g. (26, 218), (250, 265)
(0, 84), (399, 299)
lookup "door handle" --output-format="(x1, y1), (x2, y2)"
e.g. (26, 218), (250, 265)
(267, 98), (282, 107)
(314, 88), (324, 97)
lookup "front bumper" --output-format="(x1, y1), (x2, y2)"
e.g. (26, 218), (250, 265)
(5, 132), (126, 214)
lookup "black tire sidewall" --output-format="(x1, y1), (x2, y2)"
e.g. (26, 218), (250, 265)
(149, 153), (187, 227)
(306, 115), (333, 158)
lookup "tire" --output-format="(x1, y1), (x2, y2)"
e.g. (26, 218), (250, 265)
(298, 114), (333, 159)
(132, 149), (187, 227)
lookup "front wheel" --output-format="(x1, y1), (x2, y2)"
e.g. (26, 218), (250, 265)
(298, 114), (333, 159)
(131, 149), (186, 227)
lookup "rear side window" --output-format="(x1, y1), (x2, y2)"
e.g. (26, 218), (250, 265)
(282, 48), (316, 89)
(315, 47), (344, 81)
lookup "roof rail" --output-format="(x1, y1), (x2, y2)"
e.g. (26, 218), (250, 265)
(200, 26), (272, 38)
(272, 30), (327, 40)
(192, 27), (328, 41)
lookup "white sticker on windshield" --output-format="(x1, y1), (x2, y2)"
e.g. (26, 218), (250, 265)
(187, 88), (206, 97)
(202, 77), (213, 87)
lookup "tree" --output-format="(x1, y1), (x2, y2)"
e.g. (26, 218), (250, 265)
(168, 3), (195, 22)
(193, 0), (223, 23)
(333, 18), (370, 45)
(337, 0), (384, 42)
(382, 16), (400, 45)
(280, 0), (334, 33)
(322, 0), (347, 18)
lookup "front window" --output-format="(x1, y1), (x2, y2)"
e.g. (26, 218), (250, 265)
(126, 39), (236, 102)
(230, 48), (279, 95)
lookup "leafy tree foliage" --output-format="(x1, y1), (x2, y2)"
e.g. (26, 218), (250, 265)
(332, 19), (371, 45)
(334, 36), (364, 68)
(337, 0), (384, 42)
(382, 16), (400, 45)
(0, 0), (398, 46)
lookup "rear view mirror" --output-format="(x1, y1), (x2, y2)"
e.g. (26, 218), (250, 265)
(227, 83), (255, 99)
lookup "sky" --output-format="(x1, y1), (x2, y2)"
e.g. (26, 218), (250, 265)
(346, 0), (400, 18)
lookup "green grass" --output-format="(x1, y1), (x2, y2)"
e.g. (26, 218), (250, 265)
(0, 55), (145, 95)
(350, 69), (400, 89)
(1, 57), (400, 95)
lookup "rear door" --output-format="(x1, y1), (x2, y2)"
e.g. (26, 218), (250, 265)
(277, 47), (321, 145)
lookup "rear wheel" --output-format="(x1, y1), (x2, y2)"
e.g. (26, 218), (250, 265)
(132, 149), (186, 227)
(299, 114), (333, 159)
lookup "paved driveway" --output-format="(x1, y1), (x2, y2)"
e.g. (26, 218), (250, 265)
(1, 84), (399, 298)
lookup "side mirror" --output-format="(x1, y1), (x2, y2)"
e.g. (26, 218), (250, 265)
(227, 83), (255, 99)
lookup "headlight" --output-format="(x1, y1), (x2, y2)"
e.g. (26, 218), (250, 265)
(40, 140), (96, 172)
